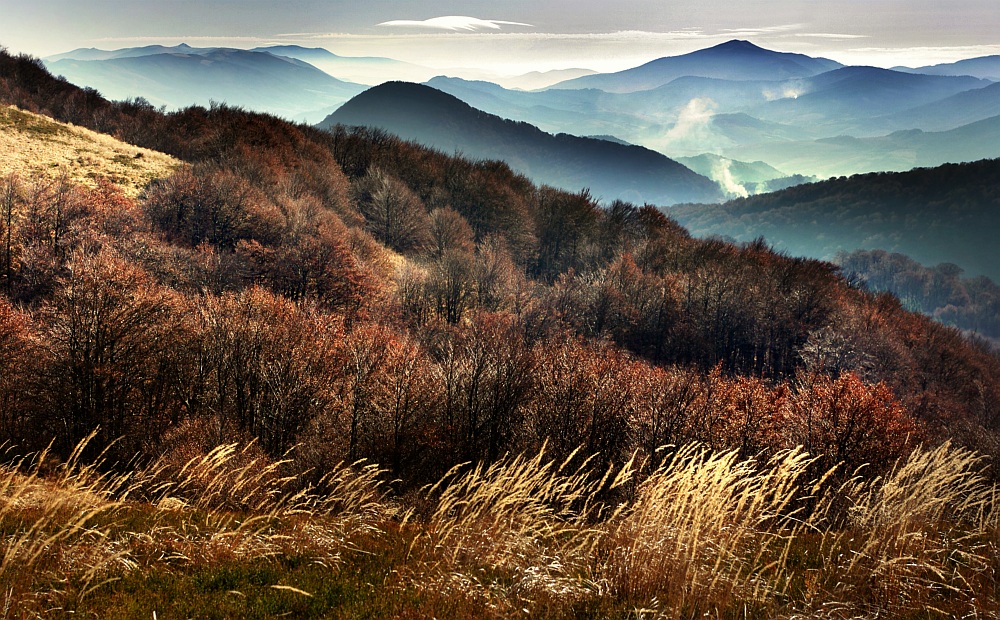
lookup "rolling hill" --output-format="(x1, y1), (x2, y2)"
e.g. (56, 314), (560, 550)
(318, 81), (723, 205)
(875, 81), (1000, 132)
(250, 45), (439, 85)
(752, 67), (991, 132)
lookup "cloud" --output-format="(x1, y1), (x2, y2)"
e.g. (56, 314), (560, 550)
(377, 16), (532, 32)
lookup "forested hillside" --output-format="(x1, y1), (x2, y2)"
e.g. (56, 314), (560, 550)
(669, 160), (1000, 281)
(2, 48), (1000, 617)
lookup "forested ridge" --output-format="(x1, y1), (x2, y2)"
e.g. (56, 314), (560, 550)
(669, 160), (1000, 281)
(2, 46), (1000, 618)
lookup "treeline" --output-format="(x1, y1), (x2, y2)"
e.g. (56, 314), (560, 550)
(837, 248), (1000, 343)
(1, 47), (1000, 485)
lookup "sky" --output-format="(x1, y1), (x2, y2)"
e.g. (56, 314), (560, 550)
(2, 0), (999, 75)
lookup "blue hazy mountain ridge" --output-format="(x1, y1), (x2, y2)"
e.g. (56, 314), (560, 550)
(895, 55), (1000, 81)
(871, 81), (1000, 132)
(551, 39), (843, 93)
(667, 158), (1000, 282)
(425, 67), (998, 179)
(317, 81), (723, 205)
(45, 48), (366, 122)
(752, 67), (991, 131)
(725, 114), (1000, 178)
(45, 43), (213, 62)
(249, 45), (440, 85)
(41, 40), (1000, 181)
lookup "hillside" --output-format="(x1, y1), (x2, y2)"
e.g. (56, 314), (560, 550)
(669, 158), (1000, 281)
(319, 81), (724, 205)
(0, 104), (179, 195)
(2, 46), (1000, 618)
(752, 67), (991, 132)
(553, 39), (841, 92)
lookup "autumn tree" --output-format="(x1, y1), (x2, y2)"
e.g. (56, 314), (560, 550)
(1, 173), (23, 294)
(352, 167), (431, 254)
(0, 298), (37, 444)
(37, 248), (189, 458)
(779, 372), (923, 476)
(191, 287), (345, 455)
(426, 313), (535, 462)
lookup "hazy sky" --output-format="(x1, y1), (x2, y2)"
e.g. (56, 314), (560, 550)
(3, 0), (999, 73)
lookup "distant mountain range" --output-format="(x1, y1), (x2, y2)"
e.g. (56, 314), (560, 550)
(45, 46), (365, 122)
(248, 45), (439, 85)
(725, 115), (1000, 178)
(317, 82), (723, 205)
(668, 158), (1000, 281)
(40, 39), (1000, 183)
(895, 56), (1000, 81)
(552, 40), (843, 92)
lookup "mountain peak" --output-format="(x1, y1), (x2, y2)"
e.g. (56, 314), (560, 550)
(710, 39), (764, 52)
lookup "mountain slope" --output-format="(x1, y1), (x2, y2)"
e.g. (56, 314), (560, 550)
(45, 49), (365, 122)
(552, 40), (841, 93)
(668, 158), (1000, 281)
(318, 82), (722, 205)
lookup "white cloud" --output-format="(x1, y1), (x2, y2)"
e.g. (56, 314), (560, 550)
(377, 16), (533, 32)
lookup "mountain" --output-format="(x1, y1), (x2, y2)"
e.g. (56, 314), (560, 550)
(751, 67), (991, 132)
(668, 158), (1000, 281)
(45, 43), (214, 62)
(250, 45), (438, 85)
(317, 82), (723, 205)
(896, 55), (1000, 81)
(552, 40), (842, 93)
(500, 68), (598, 91)
(45, 48), (365, 122)
(425, 66), (995, 176)
(675, 154), (814, 197)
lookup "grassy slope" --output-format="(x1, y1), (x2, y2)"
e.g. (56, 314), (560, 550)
(0, 105), (179, 196)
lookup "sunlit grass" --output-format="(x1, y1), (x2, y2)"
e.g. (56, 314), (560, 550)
(0, 104), (180, 196)
(0, 438), (996, 618)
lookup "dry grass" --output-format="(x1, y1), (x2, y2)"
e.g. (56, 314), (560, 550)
(0, 439), (996, 618)
(0, 105), (179, 196)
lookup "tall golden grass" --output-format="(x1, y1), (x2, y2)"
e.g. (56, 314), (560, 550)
(0, 437), (996, 617)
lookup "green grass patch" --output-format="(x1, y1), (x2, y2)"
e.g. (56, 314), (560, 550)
(0, 106), (67, 138)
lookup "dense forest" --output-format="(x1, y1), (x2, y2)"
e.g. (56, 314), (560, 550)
(3, 47), (1000, 618)
(669, 160), (1000, 281)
